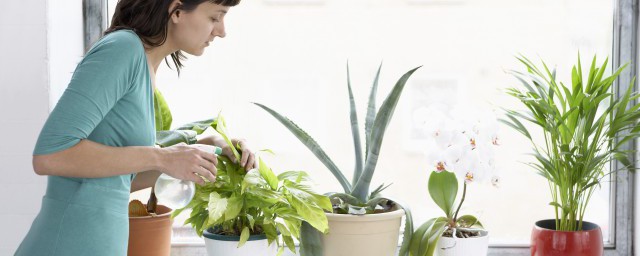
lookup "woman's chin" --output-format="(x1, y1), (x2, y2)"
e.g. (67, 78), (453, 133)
(184, 48), (205, 56)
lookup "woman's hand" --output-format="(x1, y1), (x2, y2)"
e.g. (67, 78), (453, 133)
(198, 135), (258, 171)
(158, 143), (218, 185)
(226, 138), (257, 171)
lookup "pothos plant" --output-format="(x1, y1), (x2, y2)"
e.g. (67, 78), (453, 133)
(409, 108), (500, 256)
(254, 63), (421, 255)
(171, 114), (332, 255)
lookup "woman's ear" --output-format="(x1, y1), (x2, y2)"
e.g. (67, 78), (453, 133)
(169, 0), (183, 22)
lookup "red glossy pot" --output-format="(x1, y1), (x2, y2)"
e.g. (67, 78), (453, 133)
(531, 219), (603, 256)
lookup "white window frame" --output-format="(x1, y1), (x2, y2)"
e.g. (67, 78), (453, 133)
(83, 0), (637, 254)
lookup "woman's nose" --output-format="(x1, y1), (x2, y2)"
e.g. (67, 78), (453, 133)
(213, 22), (226, 38)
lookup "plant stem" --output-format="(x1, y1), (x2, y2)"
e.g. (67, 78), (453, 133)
(453, 183), (467, 222)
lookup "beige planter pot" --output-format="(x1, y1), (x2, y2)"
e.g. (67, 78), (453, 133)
(322, 208), (405, 256)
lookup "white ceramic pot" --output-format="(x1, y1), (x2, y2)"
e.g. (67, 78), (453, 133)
(203, 230), (277, 256)
(321, 208), (405, 256)
(436, 230), (489, 256)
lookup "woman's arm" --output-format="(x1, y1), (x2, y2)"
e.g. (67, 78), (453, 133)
(33, 139), (218, 185)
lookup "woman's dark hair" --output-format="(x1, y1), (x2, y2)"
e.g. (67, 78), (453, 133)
(105, 0), (240, 75)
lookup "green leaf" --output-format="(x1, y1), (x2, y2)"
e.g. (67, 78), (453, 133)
(283, 234), (296, 253)
(352, 66), (422, 201)
(207, 192), (228, 226)
(224, 194), (243, 221)
(238, 227), (250, 248)
(258, 158), (279, 190)
(153, 89), (173, 131)
(457, 215), (483, 229)
(428, 171), (458, 218)
(285, 180), (330, 233)
(212, 114), (241, 161)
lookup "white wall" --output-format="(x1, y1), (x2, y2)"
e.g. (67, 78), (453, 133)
(0, 0), (48, 254)
(0, 0), (83, 254)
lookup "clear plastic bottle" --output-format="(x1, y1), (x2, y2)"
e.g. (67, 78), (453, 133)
(154, 145), (222, 210)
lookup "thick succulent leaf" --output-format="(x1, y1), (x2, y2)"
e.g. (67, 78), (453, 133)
(156, 130), (197, 147)
(299, 221), (323, 256)
(253, 102), (352, 193)
(428, 171), (458, 218)
(365, 62), (383, 161)
(175, 118), (215, 134)
(351, 66), (422, 201)
(346, 63), (365, 186)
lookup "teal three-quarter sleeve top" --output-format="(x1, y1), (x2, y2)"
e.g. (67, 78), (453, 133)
(15, 30), (155, 256)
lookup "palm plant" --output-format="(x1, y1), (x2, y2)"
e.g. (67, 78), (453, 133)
(254, 63), (421, 255)
(502, 55), (640, 231)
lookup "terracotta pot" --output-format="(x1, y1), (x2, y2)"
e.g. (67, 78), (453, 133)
(203, 229), (277, 256)
(128, 205), (173, 256)
(530, 219), (603, 256)
(436, 230), (489, 256)
(321, 208), (405, 256)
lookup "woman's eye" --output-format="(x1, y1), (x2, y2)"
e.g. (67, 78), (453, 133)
(211, 18), (220, 22)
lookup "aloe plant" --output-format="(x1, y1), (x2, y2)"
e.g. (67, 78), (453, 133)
(254, 63), (421, 256)
(502, 55), (640, 231)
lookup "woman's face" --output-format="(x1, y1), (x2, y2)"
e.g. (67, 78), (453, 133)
(169, 2), (230, 56)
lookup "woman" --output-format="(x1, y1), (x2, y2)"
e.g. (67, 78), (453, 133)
(15, 0), (251, 255)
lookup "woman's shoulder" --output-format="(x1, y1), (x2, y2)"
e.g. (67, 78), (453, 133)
(89, 29), (144, 56)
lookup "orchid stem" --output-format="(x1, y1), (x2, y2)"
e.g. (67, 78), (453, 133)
(453, 182), (467, 223)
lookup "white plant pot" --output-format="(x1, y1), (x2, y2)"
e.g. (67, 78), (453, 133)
(436, 230), (489, 256)
(203, 230), (277, 256)
(321, 208), (405, 256)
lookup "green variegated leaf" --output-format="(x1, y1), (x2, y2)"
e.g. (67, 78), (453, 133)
(238, 227), (250, 248)
(284, 180), (332, 212)
(283, 235), (296, 253)
(258, 158), (279, 190)
(224, 194), (243, 221)
(207, 192), (228, 226)
(288, 192), (329, 233)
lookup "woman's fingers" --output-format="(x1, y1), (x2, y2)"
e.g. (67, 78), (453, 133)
(197, 157), (217, 181)
(244, 151), (256, 170)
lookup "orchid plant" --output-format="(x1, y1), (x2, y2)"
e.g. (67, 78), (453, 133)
(409, 108), (500, 256)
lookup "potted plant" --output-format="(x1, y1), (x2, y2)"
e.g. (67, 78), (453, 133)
(254, 63), (420, 256)
(410, 108), (499, 256)
(172, 114), (332, 256)
(501, 55), (640, 255)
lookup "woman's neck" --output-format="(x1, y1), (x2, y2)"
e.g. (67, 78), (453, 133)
(145, 44), (175, 73)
